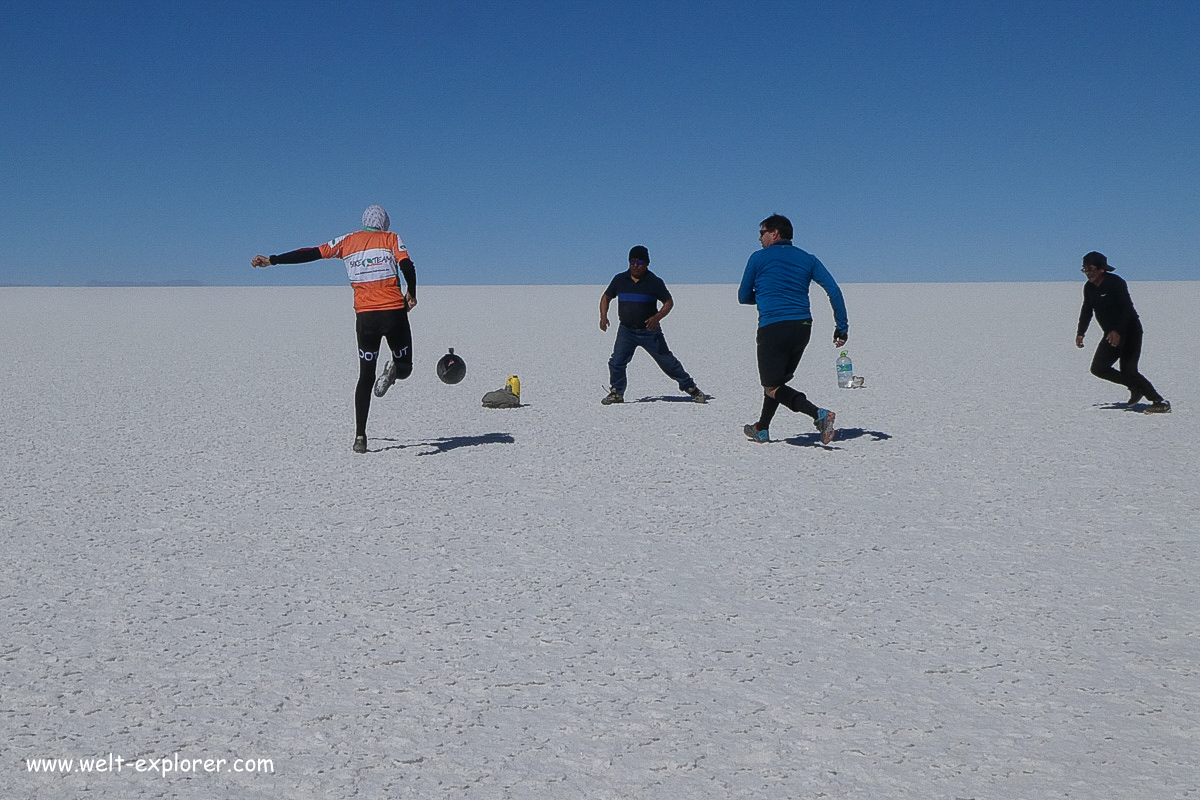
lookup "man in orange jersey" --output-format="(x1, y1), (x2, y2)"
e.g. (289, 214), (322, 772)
(252, 205), (417, 453)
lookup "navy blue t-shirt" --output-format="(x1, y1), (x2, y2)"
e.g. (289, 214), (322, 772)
(604, 270), (672, 329)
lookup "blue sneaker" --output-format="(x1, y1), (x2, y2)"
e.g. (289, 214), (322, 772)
(743, 423), (769, 443)
(814, 409), (837, 444)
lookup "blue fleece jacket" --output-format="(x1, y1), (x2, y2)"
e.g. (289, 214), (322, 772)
(738, 241), (848, 332)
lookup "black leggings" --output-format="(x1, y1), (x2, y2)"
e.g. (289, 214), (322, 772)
(355, 308), (413, 436)
(1089, 324), (1162, 403)
(755, 319), (820, 429)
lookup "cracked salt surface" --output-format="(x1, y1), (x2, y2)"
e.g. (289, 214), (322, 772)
(3, 283), (1197, 798)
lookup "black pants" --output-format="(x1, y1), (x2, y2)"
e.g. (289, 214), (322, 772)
(755, 319), (820, 429)
(1089, 323), (1162, 403)
(756, 318), (812, 388)
(355, 308), (413, 436)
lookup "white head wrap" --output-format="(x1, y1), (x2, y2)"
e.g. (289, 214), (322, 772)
(362, 205), (390, 231)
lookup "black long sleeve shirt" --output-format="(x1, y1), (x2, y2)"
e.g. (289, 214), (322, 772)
(1077, 273), (1140, 337)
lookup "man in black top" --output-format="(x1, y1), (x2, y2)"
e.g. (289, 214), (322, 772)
(1076, 251), (1170, 413)
(599, 246), (706, 405)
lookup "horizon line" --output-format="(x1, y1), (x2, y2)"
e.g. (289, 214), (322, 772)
(4, 278), (1197, 289)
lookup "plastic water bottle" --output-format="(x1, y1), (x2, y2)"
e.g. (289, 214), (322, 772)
(836, 351), (853, 388)
(506, 375), (520, 398)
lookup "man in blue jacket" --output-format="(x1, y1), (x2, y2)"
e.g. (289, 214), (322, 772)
(739, 214), (849, 444)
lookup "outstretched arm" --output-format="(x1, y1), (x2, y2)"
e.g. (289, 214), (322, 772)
(251, 247), (323, 268)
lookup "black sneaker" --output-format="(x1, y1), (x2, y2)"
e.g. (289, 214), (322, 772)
(1145, 400), (1171, 414)
(1128, 391), (1144, 407)
(601, 389), (624, 405)
(352, 435), (368, 453)
(686, 385), (708, 404)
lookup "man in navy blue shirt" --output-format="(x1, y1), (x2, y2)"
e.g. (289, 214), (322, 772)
(600, 246), (706, 405)
(739, 214), (849, 444)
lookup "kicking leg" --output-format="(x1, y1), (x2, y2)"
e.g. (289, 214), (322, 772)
(375, 310), (414, 397)
(772, 384), (821, 418)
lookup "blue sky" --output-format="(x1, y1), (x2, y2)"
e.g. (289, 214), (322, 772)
(2, 0), (1196, 285)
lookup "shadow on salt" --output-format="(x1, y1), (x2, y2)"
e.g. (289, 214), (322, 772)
(630, 394), (711, 404)
(784, 427), (893, 448)
(372, 432), (516, 455)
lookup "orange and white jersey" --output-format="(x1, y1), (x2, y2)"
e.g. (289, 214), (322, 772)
(319, 230), (410, 312)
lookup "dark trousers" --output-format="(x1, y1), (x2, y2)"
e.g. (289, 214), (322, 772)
(1089, 323), (1162, 403)
(355, 308), (413, 436)
(608, 325), (694, 394)
(755, 319), (820, 429)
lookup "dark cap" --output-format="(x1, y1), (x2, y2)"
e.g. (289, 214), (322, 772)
(1082, 251), (1115, 272)
(628, 245), (649, 264)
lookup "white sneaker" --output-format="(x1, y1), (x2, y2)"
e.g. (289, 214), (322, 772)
(374, 361), (398, 397)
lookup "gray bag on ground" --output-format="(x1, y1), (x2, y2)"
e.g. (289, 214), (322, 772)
(481, 387), (521, 408)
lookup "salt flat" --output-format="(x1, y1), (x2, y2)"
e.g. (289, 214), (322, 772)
(2, 282), (1197, 799)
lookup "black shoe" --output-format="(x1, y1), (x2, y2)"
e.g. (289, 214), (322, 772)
(1145, 400), (1171, 414)
(601, 388), (624, 405)
(1128, 391), (1144, 407)
(353, 435), (368, 453)
(686, 385), (708, 404)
